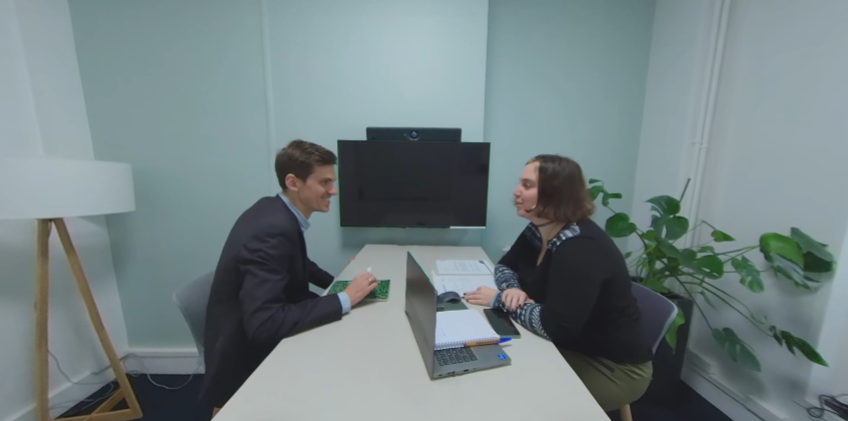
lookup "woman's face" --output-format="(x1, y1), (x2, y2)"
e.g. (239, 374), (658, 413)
(513, 162), (539, 219)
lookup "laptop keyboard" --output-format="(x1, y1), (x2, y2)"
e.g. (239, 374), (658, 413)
(435, 347), (477, 366)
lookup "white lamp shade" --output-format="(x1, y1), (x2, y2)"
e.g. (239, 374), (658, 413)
(0, 158), (136, 220)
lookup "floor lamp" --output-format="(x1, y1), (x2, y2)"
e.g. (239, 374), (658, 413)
(0, 158), (143, 421)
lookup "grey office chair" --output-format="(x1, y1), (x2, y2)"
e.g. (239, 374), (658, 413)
(173, 270), (215, 355)
(619, 281), (678, 421)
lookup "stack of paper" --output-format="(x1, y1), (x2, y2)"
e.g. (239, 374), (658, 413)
(432, 259), (497, 294)
(432, 272), (497, 295)
(436, 259), (493, 275)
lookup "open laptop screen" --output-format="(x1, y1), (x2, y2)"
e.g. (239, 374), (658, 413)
(404, 252), (438, 376)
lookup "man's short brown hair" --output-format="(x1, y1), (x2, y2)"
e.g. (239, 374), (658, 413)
(275, 139), (337, 190)
(529, 154), (595, 223)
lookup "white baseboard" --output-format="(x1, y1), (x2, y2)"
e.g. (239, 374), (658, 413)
(682, 362), (765, 421)
(3, 348), (204, 421)
(4, 369), (115, 421)
(123, 347), (204, 375)
(682, 350), (798, 421)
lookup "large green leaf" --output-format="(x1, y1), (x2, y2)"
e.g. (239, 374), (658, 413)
(605, 213), (638, 238)
(659, 260), (685, 278)
(769, 254), (811, 289)
(589, 185), (604, 201)
(712, 327), (762, 372)
(647, 195), (681, 216)
(778, 330), (829, 366)
(695, 255), (724, 279)
(803, 252), (834, 274)
(664, 216), (690, 240)
(656, 240), (681, 258)
(761, 233), (809, 287)
(641, 230), (657, 243)
(789, 227), (836, 274)
(641, 276), (669, 293)
(732, 256), (764, 293)
(664, 306), (686, 352)
(680, 249), (698, 264)
(790, 227), (834, 262)
(760, 233), (804, 266)
(672, 247), (699, 273)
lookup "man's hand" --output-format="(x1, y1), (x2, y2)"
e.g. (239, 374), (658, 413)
(501, 288), (529, 311)
(463, 286), (498, 307)
(344, 272), (378, 306)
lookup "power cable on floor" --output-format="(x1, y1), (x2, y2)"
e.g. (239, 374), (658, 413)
(46, 349), (203, 414)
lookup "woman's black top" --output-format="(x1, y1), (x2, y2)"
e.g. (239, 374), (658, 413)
(492, 218), (652, 364)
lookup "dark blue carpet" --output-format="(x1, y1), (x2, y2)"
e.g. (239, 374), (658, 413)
(59, 374), (732, 421)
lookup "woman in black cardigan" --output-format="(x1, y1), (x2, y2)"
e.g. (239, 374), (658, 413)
(464, 154), (653, 411)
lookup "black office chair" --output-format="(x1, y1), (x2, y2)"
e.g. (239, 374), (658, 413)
(620, 281), (678, 421)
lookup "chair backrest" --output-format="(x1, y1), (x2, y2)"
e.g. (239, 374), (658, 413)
(630, 281), (678, 354)
(173, 270), (215, 355)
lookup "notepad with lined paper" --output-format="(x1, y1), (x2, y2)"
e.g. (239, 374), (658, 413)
(435, 309), (501, 350)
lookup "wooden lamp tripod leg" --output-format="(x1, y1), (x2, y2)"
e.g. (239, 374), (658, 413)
(36, 220), (50, 421)
(36, 219), (142, 421)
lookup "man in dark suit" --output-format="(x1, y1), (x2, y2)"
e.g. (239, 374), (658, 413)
(200, 139), (377, 411)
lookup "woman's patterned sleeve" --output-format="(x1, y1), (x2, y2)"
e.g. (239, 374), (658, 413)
(494, 264), (521, 291)
(491, 294), (550, 339)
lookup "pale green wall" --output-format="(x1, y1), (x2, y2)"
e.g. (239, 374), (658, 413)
(69, 0), (270, 347)
(70, 0), (655, 348)
(481, 0), (655, 257)
(264, 0), (492, 286)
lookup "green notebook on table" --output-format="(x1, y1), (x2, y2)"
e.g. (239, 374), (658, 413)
(326, 279), (391, 301)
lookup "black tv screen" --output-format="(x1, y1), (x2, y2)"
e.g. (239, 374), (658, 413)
(337, 140), (490, 228)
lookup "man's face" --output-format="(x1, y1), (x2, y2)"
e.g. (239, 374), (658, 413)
(290, 165), (338, 213)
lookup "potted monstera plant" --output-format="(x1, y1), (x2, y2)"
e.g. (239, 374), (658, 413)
(588, 178), (834, 404)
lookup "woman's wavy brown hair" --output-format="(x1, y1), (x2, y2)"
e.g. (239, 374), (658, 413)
(527, 154), (595, 224)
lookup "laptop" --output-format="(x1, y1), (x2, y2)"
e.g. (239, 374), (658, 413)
(404, 252), (511, 379)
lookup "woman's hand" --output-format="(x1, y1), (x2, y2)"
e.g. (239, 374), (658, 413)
(501, 288), (529, 311)
(463, 286), (498, 307)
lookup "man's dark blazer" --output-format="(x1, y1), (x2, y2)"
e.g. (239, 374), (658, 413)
(199, 196), (343, 408)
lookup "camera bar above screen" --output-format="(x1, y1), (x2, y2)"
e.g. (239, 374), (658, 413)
(365, 127), (461, 142)
(337, 140), (490, 228)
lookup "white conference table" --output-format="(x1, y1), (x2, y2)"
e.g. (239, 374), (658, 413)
(213, 244), (610, 421)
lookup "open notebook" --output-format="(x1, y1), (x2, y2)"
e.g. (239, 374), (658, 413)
(435, 309), (501, 350)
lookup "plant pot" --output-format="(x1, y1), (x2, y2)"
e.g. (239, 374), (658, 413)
(640, 290), (694, 407)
